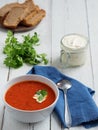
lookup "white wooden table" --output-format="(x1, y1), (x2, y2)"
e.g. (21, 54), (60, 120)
(0, 0), (98, 130)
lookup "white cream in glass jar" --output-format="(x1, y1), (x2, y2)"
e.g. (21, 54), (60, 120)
(60, 34), (88, 67)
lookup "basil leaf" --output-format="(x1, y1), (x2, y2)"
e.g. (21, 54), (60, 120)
(33, 90), (48, 103)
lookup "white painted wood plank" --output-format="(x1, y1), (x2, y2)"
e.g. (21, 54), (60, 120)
(84, 0), (98, 126)
(0, 36), (9, 129)
(86, 0), (98, 105)
(33, 117), (50, 130)
(0, 105), (4, 130)
(51, 112), (62, 130)
(2, 109), (30, 130)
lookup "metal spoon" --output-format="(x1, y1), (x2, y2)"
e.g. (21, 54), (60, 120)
(57, 79), (72, 128)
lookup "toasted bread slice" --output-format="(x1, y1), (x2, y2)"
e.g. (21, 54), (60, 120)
(3, 0), (36, 29)
(0, 2), (20, 24)
(22, 0), (35, 16)
(3, 6), (29, 29)
(21, 9), (46, 27)
(22, 5), (40, 25)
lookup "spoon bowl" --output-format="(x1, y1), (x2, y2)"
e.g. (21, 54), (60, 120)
(57, 79), (72, 90)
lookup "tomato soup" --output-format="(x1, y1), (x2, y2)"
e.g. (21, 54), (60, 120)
(5, 81), (56, 111)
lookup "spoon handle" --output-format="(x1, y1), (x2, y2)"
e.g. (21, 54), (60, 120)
(64, 93), (72, 128)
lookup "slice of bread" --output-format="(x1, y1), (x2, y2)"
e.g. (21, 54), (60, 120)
(22, 0), (35, 16)
(0, 2), (20, 24)
(22, 5), (40, 25)
(3, 6), (28, 28)
(3, 0), (35, 29)
(21, 9), (46, 27)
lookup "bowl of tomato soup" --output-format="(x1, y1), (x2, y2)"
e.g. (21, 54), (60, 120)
(3, 75), (59, 123)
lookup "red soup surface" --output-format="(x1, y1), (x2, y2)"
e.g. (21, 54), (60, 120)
(5, 81), (56, 111)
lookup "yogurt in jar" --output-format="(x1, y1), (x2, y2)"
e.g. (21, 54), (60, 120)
(60, 34), (88, 67)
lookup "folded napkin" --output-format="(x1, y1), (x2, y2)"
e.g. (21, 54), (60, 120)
(27, 65), (98, 128)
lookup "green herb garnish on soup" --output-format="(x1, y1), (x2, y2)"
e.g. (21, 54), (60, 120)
(33, 90), (48, 103)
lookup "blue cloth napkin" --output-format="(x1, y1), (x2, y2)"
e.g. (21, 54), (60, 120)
(27, 65), (98, 128)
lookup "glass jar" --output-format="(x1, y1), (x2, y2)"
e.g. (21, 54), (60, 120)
(60, 34), (88, 68)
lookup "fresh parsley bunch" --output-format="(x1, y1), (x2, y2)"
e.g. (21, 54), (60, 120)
(3, 30), (48, 68)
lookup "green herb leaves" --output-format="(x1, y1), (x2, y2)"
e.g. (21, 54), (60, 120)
(33, 90), (48, 103)
(3, 30), (48, 68)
